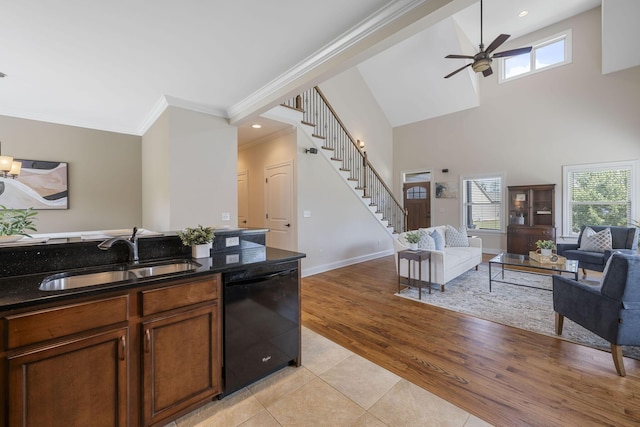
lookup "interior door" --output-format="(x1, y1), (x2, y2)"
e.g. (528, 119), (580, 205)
(238, 170), (249, 227)
(404, 182), (431, 230)
(265, 162), (294, 250)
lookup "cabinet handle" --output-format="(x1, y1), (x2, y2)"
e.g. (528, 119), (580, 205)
(119, 335), (126, 361)
(144, 329), (151, 353)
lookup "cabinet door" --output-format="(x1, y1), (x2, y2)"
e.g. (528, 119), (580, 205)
(142, 303), (221, 426)
(8, 328), (129, 427)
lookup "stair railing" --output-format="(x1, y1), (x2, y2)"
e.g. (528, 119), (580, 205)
(283, 87), (407, 233)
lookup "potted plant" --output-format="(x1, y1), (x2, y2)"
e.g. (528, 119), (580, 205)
(0, 205), (38, 242)
(405, 231), (421, 250)
(535, 239), (556, 256)
(178, 225), (215, 258)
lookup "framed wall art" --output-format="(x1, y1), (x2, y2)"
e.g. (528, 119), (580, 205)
(435, 181), (458, 199)
(0, 160), (68, 209)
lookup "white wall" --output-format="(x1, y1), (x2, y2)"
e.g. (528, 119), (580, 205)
(318, 68), (394, 184)
(393, 8), (640, 253)
(142, 109), (171, 231)
(0, 115), (141, 233)
(295, 127), (393, 275)
(167, 107), (237, 230)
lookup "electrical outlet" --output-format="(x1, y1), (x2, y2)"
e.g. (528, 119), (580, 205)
(226, 236), (239, 247)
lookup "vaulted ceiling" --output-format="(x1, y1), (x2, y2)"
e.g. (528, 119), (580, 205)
(0, 0), (610, 142)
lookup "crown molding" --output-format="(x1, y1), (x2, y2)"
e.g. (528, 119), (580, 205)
(227, 0), (428, 123)
(137, 95), (229, 135)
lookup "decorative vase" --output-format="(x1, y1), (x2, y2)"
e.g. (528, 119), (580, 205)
(409, 243), (419, 251)
(540, 248), (552, 256)
(192, 243), (211, 258)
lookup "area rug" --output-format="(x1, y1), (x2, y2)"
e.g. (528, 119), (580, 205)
(395, 264), (640, 360)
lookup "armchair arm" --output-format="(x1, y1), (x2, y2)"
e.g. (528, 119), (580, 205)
(553, 275), (622, 342)
(556, 243), (578, 256)
(468, 236), (482, 249)
(605, 248), (637, 258)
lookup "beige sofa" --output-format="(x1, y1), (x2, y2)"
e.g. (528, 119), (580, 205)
(394, 225), (482, 291)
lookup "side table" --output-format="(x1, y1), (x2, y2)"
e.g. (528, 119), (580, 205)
(397, 249), (432, 299)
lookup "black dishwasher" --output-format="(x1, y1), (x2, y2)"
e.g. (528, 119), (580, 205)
(222, 260), (300, 395)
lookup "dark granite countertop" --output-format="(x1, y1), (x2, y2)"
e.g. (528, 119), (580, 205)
(0, 246), (305, 312)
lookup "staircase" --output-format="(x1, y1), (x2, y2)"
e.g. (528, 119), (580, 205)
(265, 86), (406, 235)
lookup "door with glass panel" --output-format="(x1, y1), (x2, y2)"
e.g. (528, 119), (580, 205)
(403, 182), (430, 230)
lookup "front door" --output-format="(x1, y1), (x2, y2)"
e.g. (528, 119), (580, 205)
(404, 182), (431, 230)
(265, 162), (294, 250)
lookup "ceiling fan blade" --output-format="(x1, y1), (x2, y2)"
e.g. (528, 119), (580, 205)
(485, 34), (510, 55)
(492, 46), (533, 58)
(445, 54), (475, 59)
(444, 63), (472, 79)
(482, 67), (493, 77)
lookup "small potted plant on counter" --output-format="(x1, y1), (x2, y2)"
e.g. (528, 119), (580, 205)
(178, 225), (215, 258)
(405, 231), (421, 251)
(0, 205), (38, 243)
(535, 239), (556, 256)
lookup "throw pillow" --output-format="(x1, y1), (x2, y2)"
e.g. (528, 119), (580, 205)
(445, 225), (469, 247)
(417, 229), (436, 250)
(579, 227), (613, 253)
(429, 229), (445, 251)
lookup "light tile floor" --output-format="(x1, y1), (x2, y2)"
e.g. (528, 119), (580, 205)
(167, 327), (493, 427)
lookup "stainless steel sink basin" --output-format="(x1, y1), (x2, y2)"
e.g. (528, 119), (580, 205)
(39, 270), (135, 291)
(39, 260), (201, 291)
(128, 261), (199, 278)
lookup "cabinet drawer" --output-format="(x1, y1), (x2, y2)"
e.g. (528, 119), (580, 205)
(5, 295), (129, 349)
(141, 277), (219, 316)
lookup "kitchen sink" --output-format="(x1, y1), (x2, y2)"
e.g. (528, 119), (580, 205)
(128, 261), (199, 278)
(39, 260), (201, 291)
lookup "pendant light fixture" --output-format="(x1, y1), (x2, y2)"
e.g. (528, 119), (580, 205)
(0, 141), (21, 178)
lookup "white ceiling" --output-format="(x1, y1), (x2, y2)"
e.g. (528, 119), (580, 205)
(0, 0), (601, 142)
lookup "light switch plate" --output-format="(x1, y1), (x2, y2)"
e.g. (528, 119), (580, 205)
(226, 236), (239, 247)
(226, 254), (239, 264)
(303, 210), (311, 218)
(221, 212), (230, 221)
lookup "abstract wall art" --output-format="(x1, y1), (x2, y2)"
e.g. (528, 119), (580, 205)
(435, 181), (458, 199)
(0, 160), (68, 209)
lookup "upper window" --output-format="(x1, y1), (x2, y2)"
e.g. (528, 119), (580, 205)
(563, 161), (638, 237)
(462, 175), (504, 232)
(499, 30), (572, 83)
(403, 170), (431, 183)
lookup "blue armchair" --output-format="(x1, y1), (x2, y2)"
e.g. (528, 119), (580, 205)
(556, 225), (638, 277)
(553, 253), (640, 376)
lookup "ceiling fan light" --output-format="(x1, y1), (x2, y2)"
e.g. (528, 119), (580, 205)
(472, 58), (492, 72)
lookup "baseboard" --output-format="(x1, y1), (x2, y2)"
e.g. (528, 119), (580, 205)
(301, 249), (394, 277)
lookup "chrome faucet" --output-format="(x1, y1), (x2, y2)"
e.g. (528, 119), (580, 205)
(98, 227), (139, 264)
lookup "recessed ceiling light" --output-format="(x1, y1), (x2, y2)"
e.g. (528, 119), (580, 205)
(251, 124), (262, 129)
(518, 10), (529, 17)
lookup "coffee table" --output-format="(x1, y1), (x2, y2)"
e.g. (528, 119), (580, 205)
(488, 252), (579, 292)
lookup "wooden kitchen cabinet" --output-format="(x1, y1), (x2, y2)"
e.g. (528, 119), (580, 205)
(507, 184), (556, 254)
(4, 295), (130, 427)
(0, 274), (222, 427)
(140, 277), (221, 426)
(8, 328), (129, 427)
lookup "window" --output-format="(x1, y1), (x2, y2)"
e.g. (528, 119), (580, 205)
(407, 186), (427, 199)
(462, 175), (504, 232)
(403, 170), (431, 183)
(499, 30), (572, 83)
(563, 161), (637, 237)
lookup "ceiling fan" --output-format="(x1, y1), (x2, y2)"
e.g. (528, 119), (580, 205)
(444, 0), (532, 79)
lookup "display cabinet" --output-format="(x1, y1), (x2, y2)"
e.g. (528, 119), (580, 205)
(507, 184), (556, 255)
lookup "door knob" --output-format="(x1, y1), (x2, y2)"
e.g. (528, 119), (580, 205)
(285, 223), (291, 227)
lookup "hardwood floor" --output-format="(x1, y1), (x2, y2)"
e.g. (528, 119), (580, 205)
(301, 255), (640, 427)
